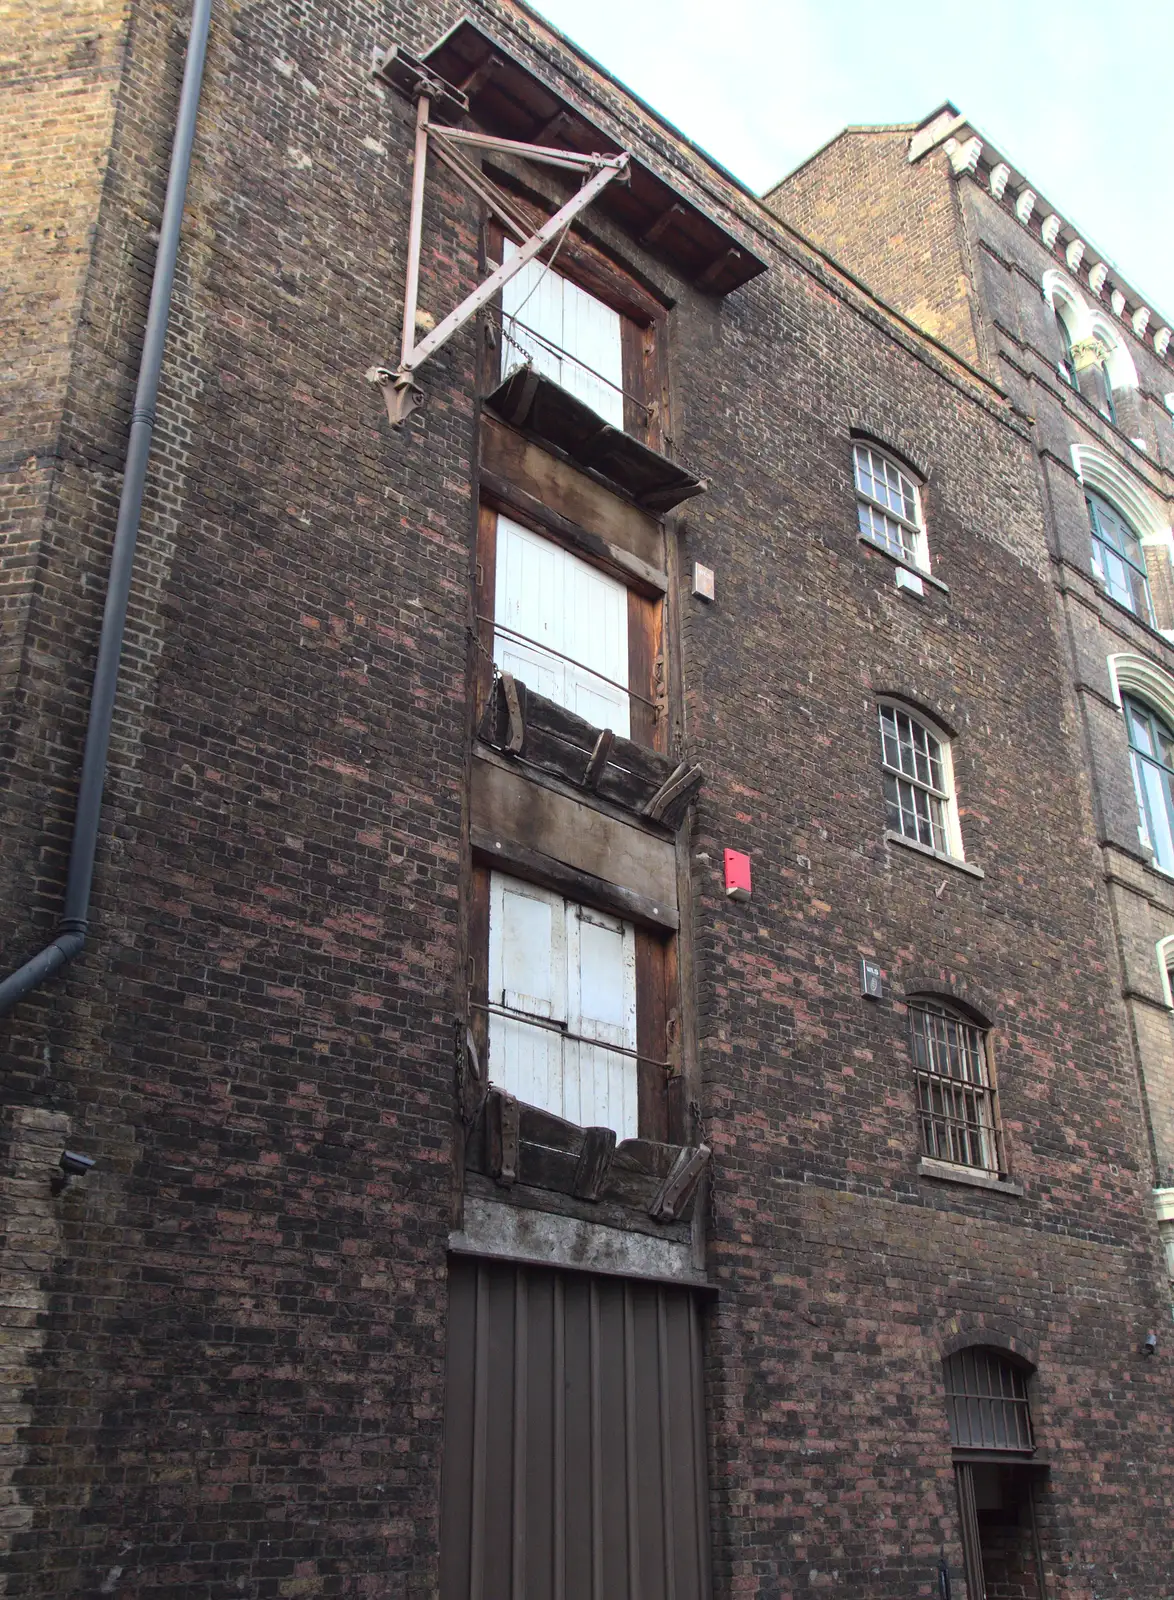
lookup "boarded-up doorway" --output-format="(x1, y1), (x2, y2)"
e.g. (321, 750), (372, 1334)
(440, 1256), (712, 1600)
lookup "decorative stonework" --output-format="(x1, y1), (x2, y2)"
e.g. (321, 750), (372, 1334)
(924, 114), (1172, 367)
(944, 135), (981, 175)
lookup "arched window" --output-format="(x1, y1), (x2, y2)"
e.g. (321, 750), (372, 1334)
(879, 703), (962, 859)
(909, 998), (1001, 1175)
(1085, 338), (1117, 425)
(1053, 302), (1077, 388)
(944, 1348), (1034, 1453)
(1087, 491), (1154, 622)
(853, 443), (928, 572)
(1123, 696), (1174, 871)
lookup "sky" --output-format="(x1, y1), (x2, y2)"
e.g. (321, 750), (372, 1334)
(527, 0), (1174, 323)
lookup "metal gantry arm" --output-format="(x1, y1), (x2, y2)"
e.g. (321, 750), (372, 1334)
(369, 90), (630, 428)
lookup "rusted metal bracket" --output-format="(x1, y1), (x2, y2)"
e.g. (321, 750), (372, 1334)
(369, 48), (632, 429)
(486, 1088), (519, 1186)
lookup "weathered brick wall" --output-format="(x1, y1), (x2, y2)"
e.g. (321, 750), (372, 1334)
(660, 215), (1174, 1593)
(1, 1), (1173, 1596)
(765, 126), (987, 372)
(1, 0), (478, 1591)
(0, 0), (130, 915)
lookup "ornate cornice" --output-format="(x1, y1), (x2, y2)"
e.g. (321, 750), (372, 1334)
(909, 107), (1171, 375)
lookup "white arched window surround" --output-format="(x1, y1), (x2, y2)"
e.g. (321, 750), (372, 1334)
(1156, 934), (1174, 1010)
(1107, 653), (1174, 872)
(1042, 270), (1139, 394)
(1072, 444), (1174, 568)
(1042, 268), (1092, 343)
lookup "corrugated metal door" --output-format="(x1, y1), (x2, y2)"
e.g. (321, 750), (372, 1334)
(494, 514), (630, 736)
(501, 247), (625, 427)
(488, 874), (638, 1138)
(440, 1258), (712, 1600)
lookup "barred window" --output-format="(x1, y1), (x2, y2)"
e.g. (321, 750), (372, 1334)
(909, 999), (1000, 1175)
(854, 443), (927, 571)
(944, 1348), (1034, 1453)
(879, 703), (962, 859)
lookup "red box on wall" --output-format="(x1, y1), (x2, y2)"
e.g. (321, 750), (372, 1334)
(724, 849), (751, 901)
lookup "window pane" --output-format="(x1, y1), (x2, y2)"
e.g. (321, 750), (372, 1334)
(1142, 759), (1174, 871)
(910, 1003), (996, 1173)
(944, 1351), (1033, 1452)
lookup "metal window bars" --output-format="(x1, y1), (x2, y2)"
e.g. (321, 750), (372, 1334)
(910, 1000), (1002, 1176)
(944, 1348), (1034, 1452)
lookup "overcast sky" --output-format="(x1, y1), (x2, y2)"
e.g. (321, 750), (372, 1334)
(528, 0), (1174, 323)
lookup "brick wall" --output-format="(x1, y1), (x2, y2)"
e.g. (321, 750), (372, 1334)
(765, 126), (987, 372)
(1, 1), (1173, 1596)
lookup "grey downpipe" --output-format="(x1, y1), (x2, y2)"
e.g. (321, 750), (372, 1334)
(0, 0), (212, 1019)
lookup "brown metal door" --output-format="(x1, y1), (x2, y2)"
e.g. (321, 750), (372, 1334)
(440, 1256), (712, 1600)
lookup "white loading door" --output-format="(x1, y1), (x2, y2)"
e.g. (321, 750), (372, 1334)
(565, 902), (638, 1138)
(493, 514), (630, 737)
(501, 244), (625, 428)
(488, 874), (638, 1137)
(488, 876), (568, 1117)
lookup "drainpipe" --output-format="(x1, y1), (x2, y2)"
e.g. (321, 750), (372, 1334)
(0, 0), (212, 1019)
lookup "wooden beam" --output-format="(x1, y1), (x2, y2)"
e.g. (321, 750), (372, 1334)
(641, 203), (685, 249)
(695, 247), (742, 292)
(500, 671), (526, 753)
(471, 825), (679, 931)
(642, 761), (704, 827)
(573, 1126), (617, 1199)
(479, 468), (667, 594)
(648, 1143), (710, 1221)
(583, 728), (615, 791)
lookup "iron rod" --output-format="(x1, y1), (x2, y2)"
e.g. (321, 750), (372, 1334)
(400, 94), (430, 368)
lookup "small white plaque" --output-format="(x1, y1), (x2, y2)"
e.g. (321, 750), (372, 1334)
(895, 567), (924, 597)
(691, 563), (715, 602)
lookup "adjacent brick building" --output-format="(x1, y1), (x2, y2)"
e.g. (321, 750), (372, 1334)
(769, 103), (1174, 1302)
(2, 7), (1173, 1598)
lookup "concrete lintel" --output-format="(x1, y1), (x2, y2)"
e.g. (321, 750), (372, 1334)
(450, 1196), (709, 1286)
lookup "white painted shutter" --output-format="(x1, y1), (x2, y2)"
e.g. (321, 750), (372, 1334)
(566, 903), (638, 1139)
(494, 515), (630, 737)
(488, 876), (567, 1116)
(501, 245), (625, 429)
(487, 875), (638, 1138)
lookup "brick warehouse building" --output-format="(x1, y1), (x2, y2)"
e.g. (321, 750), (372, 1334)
(768, 108), (1174, 1319)
(3, 3), (1174, 1598)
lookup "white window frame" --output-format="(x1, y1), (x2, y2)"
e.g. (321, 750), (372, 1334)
(1122, 694), (1174, 875)
(878, 701), (964, 861)
(487, 873), (639, 1139)
(853, 443), (929, 574)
